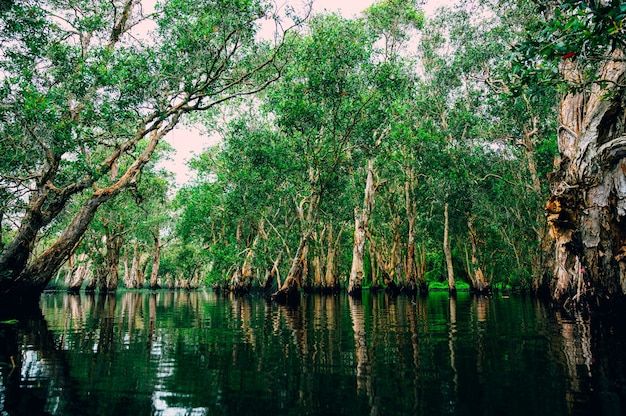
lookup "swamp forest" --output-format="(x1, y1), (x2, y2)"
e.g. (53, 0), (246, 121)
(1, 0), (626, 414)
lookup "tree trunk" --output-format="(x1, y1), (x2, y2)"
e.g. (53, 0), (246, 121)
(323, 223), (343, 292)
(149, 234), (161, 290)
(91, 223), (124, 293)
(404, 212), (418, 294)
(106, 232), (123, 292)
(300, 243), (310, 292)
(0, 179), (86, 284)
(313, 254), (323, 290)
(543, 49), (626, 309)
(232, 232), (260, 294)
(122, 248), (131, 288)
(367, 232), (398, 293)
(348, 159), (376, 296)
(0, 117), (176, 297)
(416, 242), (428, 293)
(369, 244), (382, 291)
(262, 253), (282, 294)
(68, 255), (92, 294)
(272, 179), (319, 302)
(467, 215), (490, 294)
(272, 233), (309, 303)
(444, 203), (456, 295)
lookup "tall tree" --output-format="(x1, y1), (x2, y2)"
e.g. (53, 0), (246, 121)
(347, 0), (423, 296)
(0, 0), (294, 296)
(516, 0), (626, 308)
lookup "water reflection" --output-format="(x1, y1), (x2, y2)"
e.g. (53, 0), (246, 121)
(0, 292), (625, 415)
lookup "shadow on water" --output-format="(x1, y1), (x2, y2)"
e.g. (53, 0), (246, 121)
(0, 290), (625, 416)
(0, 296), (92, 416)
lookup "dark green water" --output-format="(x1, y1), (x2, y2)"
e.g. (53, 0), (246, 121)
(0, 291), (625, 416)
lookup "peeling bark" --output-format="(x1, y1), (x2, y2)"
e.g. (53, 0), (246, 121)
(367, 232), (399, 293)
(544, 49), (626, 309)
(262, 253), (282, 294)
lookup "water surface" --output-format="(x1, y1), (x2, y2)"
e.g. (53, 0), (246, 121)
(0, 291), (624, 415)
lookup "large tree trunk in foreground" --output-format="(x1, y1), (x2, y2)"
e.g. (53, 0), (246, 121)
(543, 50), (626, 309)
(348, 159), (376, 296)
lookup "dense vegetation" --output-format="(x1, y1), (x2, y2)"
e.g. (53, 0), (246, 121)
(1, 0), (624, 309)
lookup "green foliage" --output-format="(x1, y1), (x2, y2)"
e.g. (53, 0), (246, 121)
(0, 0), (291, 288)
(0, 0), (575, 291)
(511, 0), (626, 93)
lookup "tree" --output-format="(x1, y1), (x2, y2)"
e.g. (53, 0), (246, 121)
(515, 0), (626, 308)
(267, 12), (380, 301)
(347, 0), (423, 296)
(0, 0), (295, 297)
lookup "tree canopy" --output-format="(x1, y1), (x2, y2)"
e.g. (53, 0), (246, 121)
(2, 0), (624, 310)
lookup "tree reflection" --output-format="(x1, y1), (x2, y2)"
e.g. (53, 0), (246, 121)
(1, 292), (625, 416)
(349, 294), (381, 416)
(555, 310), (594, 414)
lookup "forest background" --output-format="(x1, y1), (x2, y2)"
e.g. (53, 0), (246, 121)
(1, 0), (624, 309)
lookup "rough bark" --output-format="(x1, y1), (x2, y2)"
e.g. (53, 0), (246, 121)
(348, 159), (376, 296)
(128, 243), (149, 289)
(369, 244), (382, 291)
(312, 254), (323, 290)
(0, 167), (91, 283)
(544, 49), (626, 309)
(105, 229), (124, 292)
(444, 203), (456, 295)
(272, 184), (319, 302)
(231, 231), (261, 294)
(404, 206), (418, 294)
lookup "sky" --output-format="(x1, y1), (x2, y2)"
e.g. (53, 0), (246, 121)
(161, 0), (454, 186)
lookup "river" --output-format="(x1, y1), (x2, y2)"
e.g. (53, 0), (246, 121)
(0, 290), (624, 415)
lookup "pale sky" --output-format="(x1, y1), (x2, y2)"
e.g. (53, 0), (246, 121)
(162, 0), (454, 186)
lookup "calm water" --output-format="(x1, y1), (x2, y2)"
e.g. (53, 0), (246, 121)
(0, 291), (625, 416)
